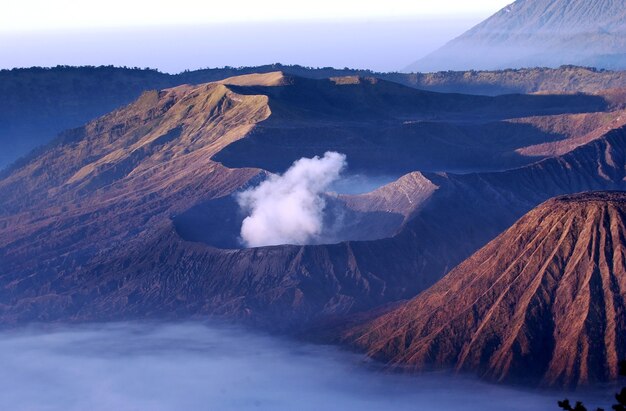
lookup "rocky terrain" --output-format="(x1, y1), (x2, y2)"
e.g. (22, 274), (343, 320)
(345, 192), (626, 387)
(0, 71), (626, 387)
(4, 64), (626, 169)
(0, 71), (625, 332)
(411, 0), (626, 72)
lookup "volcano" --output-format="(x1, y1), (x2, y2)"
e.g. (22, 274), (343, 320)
(1, 72), (626, 334)
(410, 0), (626, 71)
(346, 192), (626, 387)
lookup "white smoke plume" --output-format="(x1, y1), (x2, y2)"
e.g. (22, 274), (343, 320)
(237, 152), (347, 247)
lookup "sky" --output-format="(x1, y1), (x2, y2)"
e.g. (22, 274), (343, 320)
(1, 0), (513, 72)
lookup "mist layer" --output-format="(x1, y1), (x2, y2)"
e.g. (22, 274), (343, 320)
(0, 322), (613, 411)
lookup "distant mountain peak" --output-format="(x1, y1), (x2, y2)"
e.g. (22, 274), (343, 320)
(408, 0), (626, 72)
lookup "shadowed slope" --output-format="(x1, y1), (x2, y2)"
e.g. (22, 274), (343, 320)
(213, 74), (611, 174)
(4, 64), (626, 170)
(3, 126), (626, 330)
(1, 73), (626, 331)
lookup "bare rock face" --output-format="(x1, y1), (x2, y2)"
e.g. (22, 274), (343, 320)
(346, 192), (626, 387)
(1, 71), (626, 332)
(5, 64), (626, 170)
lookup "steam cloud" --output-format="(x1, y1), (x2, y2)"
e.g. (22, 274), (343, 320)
(0, 322), (608, 411)
(237, 151), (347, 247)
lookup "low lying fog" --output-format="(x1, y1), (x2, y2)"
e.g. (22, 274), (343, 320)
(0, 322), (611, 411)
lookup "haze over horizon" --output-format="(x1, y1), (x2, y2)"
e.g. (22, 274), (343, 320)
(0, 322), (610, 411)
(1, 0), (512, 72)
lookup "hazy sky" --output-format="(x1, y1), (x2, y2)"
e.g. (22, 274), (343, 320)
(1, 0), (513, 72)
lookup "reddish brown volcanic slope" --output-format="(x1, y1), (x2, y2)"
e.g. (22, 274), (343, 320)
(346, 192), (626, 387)
(0, 81), (268, 268)
(1, 72), (626, 330)
(512, 108), (626, 157)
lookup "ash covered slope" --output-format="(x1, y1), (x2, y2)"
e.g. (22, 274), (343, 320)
(1, 72), (626, 330)
(212, 75), (612, 175)
(410, 0), (626, 72)
(6, 65), (626, 171)
(346, 192), (626, 387)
